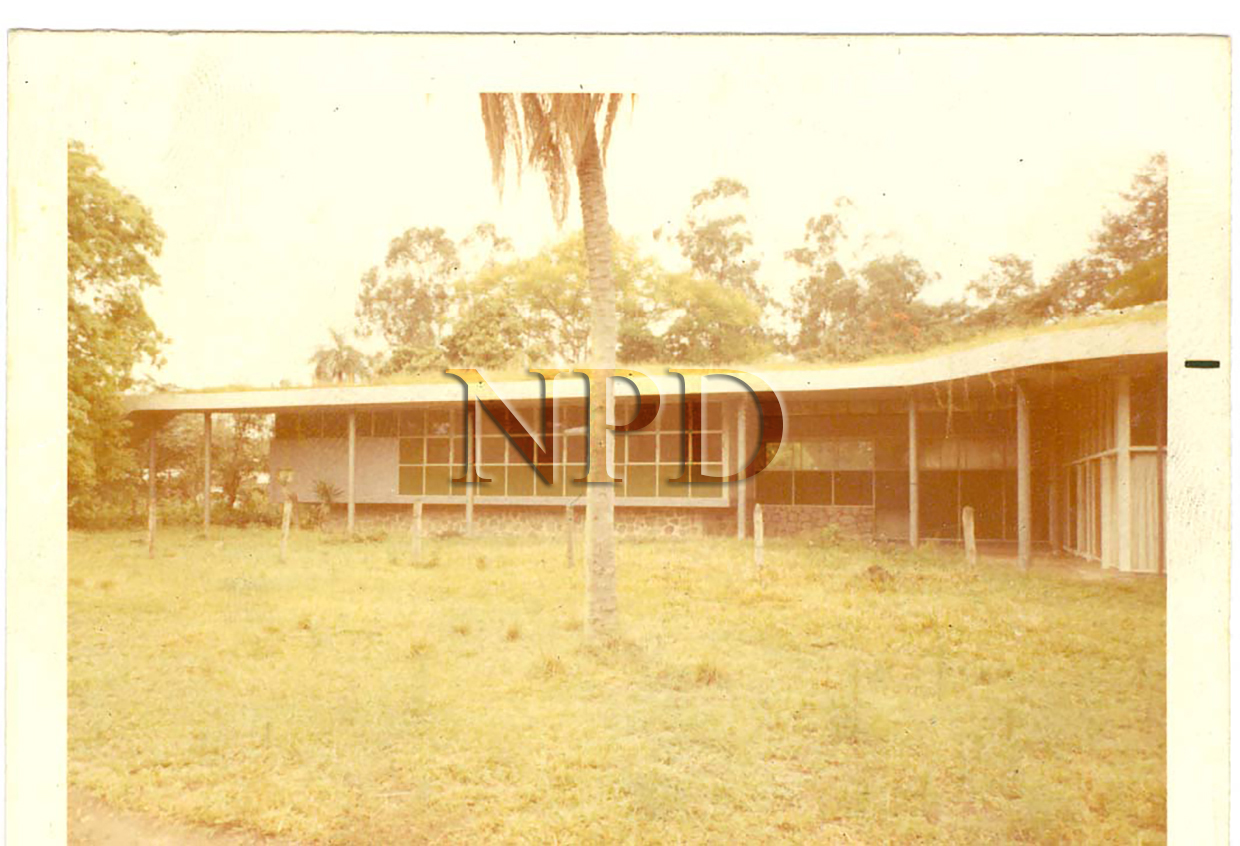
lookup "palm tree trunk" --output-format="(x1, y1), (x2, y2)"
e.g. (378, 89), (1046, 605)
(576, 119), (618, 636)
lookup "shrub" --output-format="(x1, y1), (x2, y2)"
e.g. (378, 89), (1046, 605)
(811, 524), (845, 547)
(540, 656), (566, 678)
(68, 493), (146, 530)
(312, 480), (343, 526)
(694, 659), (723, 686)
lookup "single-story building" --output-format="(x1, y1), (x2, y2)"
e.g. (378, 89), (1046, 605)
(125, 311), (1167, 574)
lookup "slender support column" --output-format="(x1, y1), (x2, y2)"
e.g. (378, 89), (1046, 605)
(1156, 393), (1166, 574)
(1076, 464), (1086, 556)
(1115, 375), (1132, 572)
(908, 397), (919, 547)
(147, 433), (157, 558)
(1048, 434), (1061, 553)
(347, 410), (356, 535)
(736, 401), (748, 539)
(465, 407), (475, 536)
(1016, 382), (1032, 571)
(1100, 458), (1114, 568)
(202, 412), (212, 532)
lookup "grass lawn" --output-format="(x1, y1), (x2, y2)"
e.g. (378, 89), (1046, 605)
(69, 527), (1165, 844)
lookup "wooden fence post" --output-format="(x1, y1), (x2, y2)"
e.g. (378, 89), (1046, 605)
(412, 501), (423, 560)
(753, 504), (765, 578)
(962, 506), (977, 567)
(565, 504), (575, 567)
(147, 496), (157, 559)
(280, 500), (293, 562)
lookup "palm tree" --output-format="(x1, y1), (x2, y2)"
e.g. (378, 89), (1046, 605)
(310, 329), (370, 384)
(480, 93), (629, 636)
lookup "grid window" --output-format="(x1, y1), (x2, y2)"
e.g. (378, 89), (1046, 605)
(615, 400), (725, 500)
(398, 409), (465, 496)
(755, 438), (876, 506)
(391, 400), (728, 502)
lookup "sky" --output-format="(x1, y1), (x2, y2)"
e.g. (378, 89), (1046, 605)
(63, 35), (1182, 389)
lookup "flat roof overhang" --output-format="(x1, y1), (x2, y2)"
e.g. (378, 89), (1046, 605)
(124, 317), (1167, 419)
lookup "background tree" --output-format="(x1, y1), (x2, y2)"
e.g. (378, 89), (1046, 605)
(457, 231), (659, 365)
(358, 223), (517, 376)
(68, 140), (166, 526)
(355, 226), (459, 372)
(1034, 152), (1168, 315)
(961, 254), (1049, 331)
(477, 235), (592, 362)
(787, 208), (862, 357)
(218, 414), (270, 509)
(310, 329), (371, 384)
(1094, 153), (1168, 281)
(787, 205), (951, 360)
(853, 254), (942, 356)
(1106, 253), (1168, 309)
(457, 222), (514, 275)
(480, 92), (628, 636)
(150, 412), (270, 520)
(442, 294), (529, 369)
(664, 177), (768, 307)
(649, 271), (767, 364)
(967, 254), (1035, 308)
(658, 177), (770, 353)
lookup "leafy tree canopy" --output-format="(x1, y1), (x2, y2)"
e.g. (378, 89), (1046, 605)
(68, 140), (166, 524)
(355, 226), (458, 352)
(358, 223), (513, 375)
(1106, 252), (1168, 309)
(153, 412), (270, 509)
(649, 271), (768, 364)
(661, 177), (769, 310)
(787, 199), (948, 361)
(1031, 153), (1168, 315)
(456, 231), (657, 365)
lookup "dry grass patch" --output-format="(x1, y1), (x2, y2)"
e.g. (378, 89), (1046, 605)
(69, 528), (1165, 844)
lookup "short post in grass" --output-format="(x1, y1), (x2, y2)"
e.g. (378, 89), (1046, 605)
(962, 506), (978, 567)
(280, 501), (293, 562)
(753, 504), (765, 578)
(147, 494), (157, 559)
(412, 501), (424, 561)
(277, 468), (294, 562)
(565, 503), (574, 567)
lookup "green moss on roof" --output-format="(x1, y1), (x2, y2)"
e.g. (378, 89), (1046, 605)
(174, 303), (1166, 394)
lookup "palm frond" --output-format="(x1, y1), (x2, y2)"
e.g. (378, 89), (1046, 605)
(600, 94), (623, 164)
(480, 91), (632, 228)
(479, 93), (522, 197)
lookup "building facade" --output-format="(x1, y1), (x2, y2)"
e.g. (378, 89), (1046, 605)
(127, 315), (1167, 573)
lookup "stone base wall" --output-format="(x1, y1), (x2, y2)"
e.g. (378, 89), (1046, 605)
(759, 504), (875, 538)
(322, 503), (736, 538)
